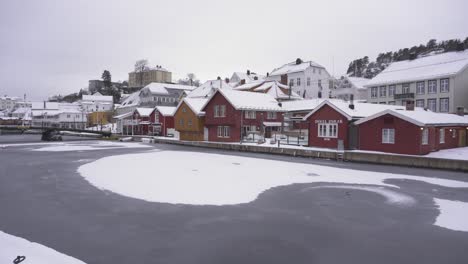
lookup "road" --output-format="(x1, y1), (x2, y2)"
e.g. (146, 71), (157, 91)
(1, 135), (468, 264)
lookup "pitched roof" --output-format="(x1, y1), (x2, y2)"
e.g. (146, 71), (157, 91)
(155, 106), (176, 116)
(143, 82), (197, 95)
(187, 79), (233, 98)
(231, 72), (265, 83)
(178, 97), (209, 116)
(269, 60), (325, 77)
(203, 89), (285, 112)
(355, 109), (468, 127)
(304, 100), (409, 120)
(82, 94), (113, 102)
(366, 50), (468, 86)
(135, 107), (154, 117)
(254, 81), (302, 100)
(346, 77), (371, 90)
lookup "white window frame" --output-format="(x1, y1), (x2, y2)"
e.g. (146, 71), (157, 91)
(415, 99), (425, 108)
(428, 80), (437, 94)
(422, 128), (429, 145)
(440, 79), (449, 93)
(427, 99), (437, 112)
(317, 123), (338, 138)
(416, 81), (425, 95)
(220, 105), (226, 117)
(382, 128), (395, 144)
(307, 77), (311, 86)
(371, 87), (378, 98)
(439, 98), (449, 112)
(267, 112), (277, 120)
(379, 86), (387, 97)
(388, 85), (396, 97)
(297, 78), (301, 86)
(402, 83), (410, 94)
(245, 111), (256, 119)
(217, 126), (230, 138)
(439, 128), (445, 143)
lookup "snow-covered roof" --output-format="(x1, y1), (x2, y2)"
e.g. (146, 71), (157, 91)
(366, 50), (468, 86)
(135, 108), (154, 117)
(254, 81), (302, 100)
(31, 101), (59, 110)
(179, 97), (209, 116)
(233, 80), (265, 91)
(117, 91), (141, 108)
(269, 60), (325, 77)
(304, 100), (410, 120)
(281, 99), (327, 112)
(12, 107), (31, 114)
(0, 96), (21, 101)
(113, 112), (133, 119)
(205, 89), (285, 112)
(82, 94), (113, 102)
(143, 82), (196, 95)
(231, 72), (265, 83)
(355, 109), (468, 127)
(187, 79), (233, 98)
(155, 106), (176, 116)
(346, 77), (371, 90)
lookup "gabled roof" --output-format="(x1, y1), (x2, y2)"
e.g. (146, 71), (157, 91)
(232, 80), (265, 91)
(155, 106), (176, 116)
(345, 77), (371, 90)
(143, 82), (197, 95)
(366, 50), (468, 86)
(231, 72), (265, 83)
(269, 60), (325, 77)
(254, 81), (302, 100)
(202, 89), (285, 112)
(187, 79), (233, 98)
(280, 99), (327, 112)
(355, 109), (468, 127)
(117, 91), (141, 108)
(176, 97), (209, 116)
(303, 100), (409, 120)
(135, 107), (155, 117)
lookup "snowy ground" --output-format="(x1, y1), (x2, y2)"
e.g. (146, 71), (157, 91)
(78, 150), (468, 232)
(0, 231), (86, 264)
(17, 140), (151, 152)
(425, 146), (468, 160)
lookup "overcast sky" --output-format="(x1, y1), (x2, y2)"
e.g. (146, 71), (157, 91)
(1, 0), (467, 100)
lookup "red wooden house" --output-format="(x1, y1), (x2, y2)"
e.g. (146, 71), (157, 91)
(202, 89), (285, 142)
(355, 109), (468, 155)
(154, 106), (176, 136)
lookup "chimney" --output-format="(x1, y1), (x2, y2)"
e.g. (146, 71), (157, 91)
(280, 74), (288, 85)
(225, 78), (230, 83)
(267, 72), (270, 77)
(456, 107), (465, 116)
(254, 76), (258, 81)
(240, 79), (246, 85)
(217, 76), (221, 80)
(406, 100), (415, 111)
(349, 94), (355, 110)
(296, 58), (303, 65)
(43, 101), (46, 109)
(247, 70), (251, 75)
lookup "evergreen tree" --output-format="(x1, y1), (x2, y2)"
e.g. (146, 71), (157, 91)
(101, 70), (112, 89)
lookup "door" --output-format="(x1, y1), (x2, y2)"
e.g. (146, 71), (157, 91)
(459, 130), (467, 147)
(204, 127), (209, 141)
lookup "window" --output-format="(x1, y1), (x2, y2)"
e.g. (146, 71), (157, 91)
(179, 118), (184, 126)
(371, 87), (378, 98)
(427, 99), (437, 112)
(214, 105), (226, 117)
(245, 111), (256, 119)
(188, 119), (193, 126)
(439, 128), (445, 143)
(318, 79), (322, 88)
(416, 81), (425, 94)
(440, 98), (449, 112)
(297, 78), (301, 86)
(267, 112), (277, 119)
(289, 79), (294, 87)
(67, 114), (71, 118)
(318, 123), (338, 138)
(382, 128), (395, 144)
(319, 69), (322, 75)
(440, 79), (449, 93)
(416, 99), (425, 108)
(379, 102), (387, 104)
(452, 129), (457, 138)
(388, 101), (396, 105)
(217, 126), (230, 138)
(422, 128), (428, 145)
(428, 80), (437, 93)
(388, 85), (396, 97)
(379, 86), (387, 97)
(402, 83), (410, 93)
(307, 77), (311, 86)
(182, 107), (187, 113)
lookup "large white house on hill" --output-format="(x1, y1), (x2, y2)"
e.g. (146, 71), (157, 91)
(365, 50), (468, 113)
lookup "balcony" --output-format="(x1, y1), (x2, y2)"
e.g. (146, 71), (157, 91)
(394, 93), (415, 100)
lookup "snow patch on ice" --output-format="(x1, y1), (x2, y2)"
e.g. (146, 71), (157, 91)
(434, 198), (468, 232)
(33, 141), (151, 152)
(425, 147), (468, 161)
(303, 185), (416, 206)
(78, 151), (468, 206)
(0, 230), (86, 264)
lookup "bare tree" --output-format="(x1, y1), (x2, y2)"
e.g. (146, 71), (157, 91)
(187, 73), (196, 86)
(134, 59), (149, 86)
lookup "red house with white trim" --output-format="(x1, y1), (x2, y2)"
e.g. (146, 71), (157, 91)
(202, 89), (285, 142)
(154, 106), (176, 136)
(355, 109), (468, 155)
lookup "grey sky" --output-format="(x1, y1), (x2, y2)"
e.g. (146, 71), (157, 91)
(1, 0), (467, 100)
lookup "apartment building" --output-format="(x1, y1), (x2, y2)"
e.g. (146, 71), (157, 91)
(365, 50), (468, 113)
(266, 58), (332, 99)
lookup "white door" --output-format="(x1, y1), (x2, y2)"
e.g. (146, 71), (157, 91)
(204, 127), (209, 141)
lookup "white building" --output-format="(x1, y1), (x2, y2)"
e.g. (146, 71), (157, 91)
(266, 58), (332, 99)
(31, 102), (87, 129)
(332, 76), (370, 101)
(0, 96), (21, 111)
(230, 71), (265, 86)
(365, 50), (468, 113)
(81, 93), (114, 113)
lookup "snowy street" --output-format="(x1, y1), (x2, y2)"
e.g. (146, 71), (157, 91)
(1, 137), (468, 264)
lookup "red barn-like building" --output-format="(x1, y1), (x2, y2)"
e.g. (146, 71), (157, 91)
(154, 106), (176, 136)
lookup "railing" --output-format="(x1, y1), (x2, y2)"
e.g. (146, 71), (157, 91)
(394, 93), (415, 100)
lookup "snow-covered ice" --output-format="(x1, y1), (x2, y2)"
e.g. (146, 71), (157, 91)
(303, 185), (416, 206)
(0, 230), (86, 264)
(434, 198), (468, 232)
(32, 141), (151, 152)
